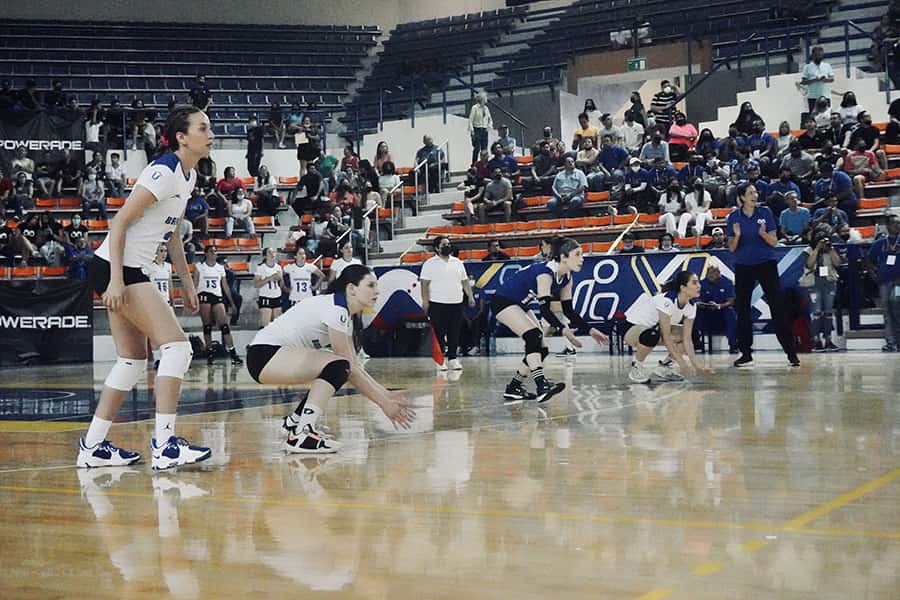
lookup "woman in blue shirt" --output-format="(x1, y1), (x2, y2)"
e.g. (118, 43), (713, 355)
(491, 237), (607, 403)
(726, 181), (800, 367)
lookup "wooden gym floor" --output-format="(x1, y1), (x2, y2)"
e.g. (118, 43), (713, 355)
(0, 353), (898, 599)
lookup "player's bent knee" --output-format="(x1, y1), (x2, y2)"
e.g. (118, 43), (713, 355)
(156, 340), (193, 380)
(540, 347), (549, 361)
(523, 328), (543, 355)
(203, 324), (213, 337)
(220, 324), (231, 336)
(638, 327), (661, 347)
(318, 359), (350, 391)
(104, 356), (145, 391)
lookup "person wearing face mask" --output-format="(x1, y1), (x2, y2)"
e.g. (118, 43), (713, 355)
(845, 111), (888, 170)
(666, 112), (697, 162)
(226, 188), (256, 238)
(650, 80), (678, 135)
(657, 181), (687, 237)
(457, 166), (485, 225)
(617, 232), (644, 254)
(781, 143), (817, 199)
(747, 120), (776, 168)
(621, 110), (645, 155)
(735, 101), (763, 136)
(841, 138), (882, 204)
(628, 91), (647, 126)
(797, 117), (826, 151)
(683, 181), (713, 237)
(701, 153), (730, 207)
(80, 167), (107, 221)
(648, 158), (678, 208)
(765, 166), (802, 219)
(535, 126), (565, 159)
(618, 157), (649, 214)
(246, 115), (264, 177)
(478, 168), (513, 223)
(716, 125), (747, 163)
(814, 139), (842, 172)
(549, 156), (587, 217)
(639, 133), (671, 165)
(419, 236), (476, 372)
(813, 162), (857, 218)
(63, 214), (89, 246)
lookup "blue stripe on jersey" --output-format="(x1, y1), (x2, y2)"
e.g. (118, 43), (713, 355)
(152, 153), (181, 173)
(333, 293), (348, 310)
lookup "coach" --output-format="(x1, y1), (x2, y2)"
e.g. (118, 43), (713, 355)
(419, 236), (476, 372)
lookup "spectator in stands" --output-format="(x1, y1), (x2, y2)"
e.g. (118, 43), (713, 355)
(695, 264), (737, 353)
(583, 98), (601, 128)
(717, 125), (746, 162)
(245, 115), (264, 177)
(866, 214), (900, 351)
(377, 160), (402, 207)
(812, 194), (849, 229)
(648, 158), (678, 208)
(497, 125), (517, 156)
(17, 214), (42, 262)
(800, 46), (835, 113)
(701, 155), (730, 207)
(628, 91), (647, 126)
(478, 168), (513, 223)
(85, 151), (105, 182)
(597, 113), (622, 147)
(80, 167), (107, 221)
(734, 101), (763, 136)
(618, 232), (644, 254)
(486, 142), (518, 178)
(468, 93), (493, 164)
(485, 240), (511, 261)
(11, 146), (34, 181)
(838, 91), (863, 126)
(842, 138), (882, 202)
(195, 155), (216, 192)
(694, 128), (718, 159)
(797, 117), (826, 151)
(778, 143), (815, 201)
(845, 111), (888, 169)
(657, 232), (678, 252)
(35, 212), (65, 266)
(18, 80), (40, 110)
(457, 166), (485, 226)
(618, 157), (649, 214)
(189, 75), (212, 111)
(295, 116), (322, 178)
(340, 145), (359, 173)
(778, 191), (810, 244)
(658, 181), (687, 237)
(7, 171), (33, 220)
(268, 102), (286, 149)
(570, 113), (598, 152)
(185, 186), (209, 241)
(254, 165), (281, 225)
(885, 97), (900, 144)
(316, 151), (338, 194)
(650, 81), (678, 135)
(621, 111), (645, 155)
(775, 121), (797, 161)
(374, 141), (393, 174)
(824, 111), (844, 146)
(683, 180), (713, 238)
(53, 150), (82, 197)
(643, 110), (662, 141)
(595, 134), (628, 189)
(576, 138), (600, 184)
(0, 80), (15, 110)
(667, 112), (697, 162)
(292, 167), (324, 217)
(639, 132), (671, 166)
(0, 222), (20, 267)
(549, 156), (587, 217)
(43, 79), (65, 109)
(226, 188), (256, 238)
(65, 235), (93, 281)
(415, 135), (447, 193)
(704, 227), (728, 249)
(61, 213), (88, 247)
(765, 166), (802, 219)
(523, 141), (558, 195)
(677, 154), (706, 187)
(215, 165), (244, 201)
(814, 139), (843, 172)
(747, 120), (777, 172)
(536, 126), (566, 159)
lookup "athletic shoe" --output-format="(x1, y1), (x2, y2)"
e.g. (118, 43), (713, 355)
(448, 358), (463, 371)
(628, 363), (650, 383)
(284, 431), (339, 454)
(658, 357), (674, 367)
(503, 380), (537, 403)
(535, 378), (565, 403)
(556, 347), (577, 359)
(733, 353), (754, 368)
(436, 360), (448, 372)
(787, 354), (801, 367)
(824, 340), (840, 352)
(151, 436), (212, 471)
(882, 343), (896, 353)
(77, 438), (142, 468)
(230, 352), (243, 366)
(654, 366), (685, 382)
(813, 340), (825, 353)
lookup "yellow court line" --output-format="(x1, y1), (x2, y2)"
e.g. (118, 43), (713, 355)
(738, 540), (769, 552)
(636, 590), (673, 600)
(783, 467), (900, 530)
(0, 421), (85, 433)
(690, 562), (724, 577)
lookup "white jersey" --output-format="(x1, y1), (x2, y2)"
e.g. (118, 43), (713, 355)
(330, 257), (362, 280)
(625, 291), (696, 328)
(95, 153), (196, 268)
(251, 293), (352, 351)
(255, 262), (284, 299)
(144, 260), (172, 300)
(284, 263), (317, 302)
(196, 261), (226, 297)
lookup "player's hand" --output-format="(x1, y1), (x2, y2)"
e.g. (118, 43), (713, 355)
(468, 297), (476, 308)
(377, 391), (416, 430)
(588, 327), (609, 345)
(562, 327), (583, 348)
(103, 279), (126, 312)
(183, 289), (199, 314)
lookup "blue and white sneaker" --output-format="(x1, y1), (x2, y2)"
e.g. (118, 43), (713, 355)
(151, 436), (212, 471)
(77, 438), (142, 468)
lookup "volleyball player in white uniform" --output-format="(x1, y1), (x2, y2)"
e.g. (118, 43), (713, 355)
(622, 270), (712, 383)
(327, 239), (362, 283)
(194, 245), (242, 365)
(78, 106), (212, 471)
(145, 243), (174, 305)
(254, 247), (286, 327)
(283, 247), (324, 307)
(246, 265), (415, 453)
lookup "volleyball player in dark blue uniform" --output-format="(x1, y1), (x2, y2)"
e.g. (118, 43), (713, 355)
(491, 237), (608, 403)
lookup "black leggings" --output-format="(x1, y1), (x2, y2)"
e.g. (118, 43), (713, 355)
(428, 301), (464, 360)
(734, 260), (796, 356)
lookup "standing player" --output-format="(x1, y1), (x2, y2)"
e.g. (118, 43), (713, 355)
(254, 247), (286, 327)
(245, 265), (415, 452)
(194, 245), (243, 365)
(283, 247), (324, 307)
(144, 243), (175, 368)
(78, 106), (212, 471)
(492, 237), (608, 403)
(328, 239), (362, 283)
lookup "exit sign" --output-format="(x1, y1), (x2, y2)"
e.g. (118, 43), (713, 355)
(627, 56), (647, 72)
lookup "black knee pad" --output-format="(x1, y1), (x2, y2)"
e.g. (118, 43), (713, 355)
(203, 324), (213, 337)
(638, 327), (661, 347)
(522, 328), (543, 355)
(540, 347), (549, 361)
(319, 359), (350, 391)
(220, 324), (231, 336)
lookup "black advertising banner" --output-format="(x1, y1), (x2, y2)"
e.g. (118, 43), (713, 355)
(0, 109), (85, 171)
(0, 281), (93, 366)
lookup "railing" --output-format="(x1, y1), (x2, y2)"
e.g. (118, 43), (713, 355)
(309, 200), (382, 272)
(841, 19), (894, 103)
(412, 138), (450, 204)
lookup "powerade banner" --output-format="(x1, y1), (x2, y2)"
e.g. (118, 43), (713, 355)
(369, 248), (814, 330)
(0, 109), (85, 171)
(0, 281), (93, 366)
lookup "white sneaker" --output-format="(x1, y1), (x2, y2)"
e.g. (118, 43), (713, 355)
(628, 363), (650, 383)
(282, 404), (335, 439)
(654, 366), (685, 382)
(437, 360), (449, 372)
(283, 430), (340, 454)
(448, 358), (463, 371)
(151, 436), (212, 471)
(77, 438), (142, 468)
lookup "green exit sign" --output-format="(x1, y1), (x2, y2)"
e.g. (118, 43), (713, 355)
(627, 56), (647, 72)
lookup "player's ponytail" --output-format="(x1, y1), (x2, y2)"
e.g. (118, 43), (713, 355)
(661, 270), (695, 294)
(328, 264), (372, 295)
(549, 236), (580, 261)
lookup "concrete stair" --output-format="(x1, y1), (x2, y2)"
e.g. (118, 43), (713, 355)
(370, 188), (460, 266)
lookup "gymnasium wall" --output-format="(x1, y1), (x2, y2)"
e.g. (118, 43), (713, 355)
(3, 0), (508, 32)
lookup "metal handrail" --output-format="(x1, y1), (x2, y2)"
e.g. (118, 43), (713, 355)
(844, 20), (874, 79)
(412, 138), (449, 204)
(310, 200), (380, 267)
(672, 33), (759, 104)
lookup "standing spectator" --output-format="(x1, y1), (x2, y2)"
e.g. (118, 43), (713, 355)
(778, 191), (810, 243)
(44, 79), (66, 109)
(65, 235), (94, 280)
(188, 75), (212, 111)
(726, 181), (799, 367)
(497, 125), (517, 156)
(415, 135), (447, 193)
(734, 101), (763, 136)
(419, 236), (476, 371)
(80, 167), (107, 221)
(268, 102), (286, 148)
(572, 112), (599, 151)
(621, 111), (645, 155)
(246, 115), (264, 177)
(628, 91), (647, 126)
(666, 112), (697, 162)
(468, 93), (492, 164)
(650, 80), (678, 136)
(582, 98), (601, 128)
(800, 46), (835, 113)
(18, 80), (40, 110)
(548, 156), (587, 217)
(373, 141), (393, 174)
(884, 97), (900, 145)
(801, 229), (843, 352)
(485, 240), (511, 261)
(477, 168), (513, 223)
(63, 214), (89, 246)
(866, 214), (900, 351)
(295, 115), (321, 177)
(85, 107), (104, 156)
(695, 264), (737, 353)
(104, 152), (126, 198)
(185, 186), (210, 241)
(486, 142), (519, 178)
(254, 165), (281, 225)
(225, 188), (256, 238)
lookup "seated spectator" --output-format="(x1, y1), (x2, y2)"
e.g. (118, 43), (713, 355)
(683, 180), (713, 238)
(666, 112), (697, 162)
(621, 111), (645, 155)
(535, 126), (566, 159)
(486, 142), (518, 178)
(657, 181), (686, 236)
(616, 157), (649, 214)
(196, 156), (217, 191)
(575, 138), (599, 174)
(812, 195), (849, 229)
(781, 142), (817, 201)
(269, 102), (286, 149)
(747, 120), (776, 172)
(838, 91), (863, 126)
(340, 145), (359, 173)
(657, 232), (678, 252)
(80, 167), (107, 221)
(677, 154), (707, 187)
(253, 165), (282, 225)
(618, 232), (644, 254)
(316, 151), (338, 194)
(801, 227), (843, 352)
(571, 112), (599, 151)
(477, 168), (513, 223)
(84, 151), (105, 184)
(304, 212), (329, 254)
(734, 101), (762, 136)
(866, 214), (900, 351)
(765, 166), (802, 219)
(18, 80), (40, 110)
(694, 264), (737, 353)
(11, 146), (36, 183)
(473, 149), (491, 179)
(54, 151), (82, 197)
(0, 167), (11, 213)
(292, 168), (324, 217)
(841, 139), (882, 201)
(415, 135), (447, 193)
(215, 166), (245, 203)
(824, 111), (845, 147)
(703, 227), (728, 249)
(595, 134), (629, 183)
(497, 125), (517, 156)
(885, 97), (900, 145)
(694, 128), (718, 158)
(716, 125), (747, 162)
(0, 221), (20, 267)
(844, 111), (888, 170)
(597, 113), (623, 147)
(774, 121), (797, 161)
(373, 141), (393, 174)
(813, 162), (857, 219)
(62, 214), (89, 246)
(548, 156), (587, 217)
(185, 187), (210, 240)
(377, 160), (402, 201)
(523, 141), (558, 195)
(484, 240), (511, 261)
(17, 214), (42, 262)
(226, 188), (256, 238)
(7, 171), (34, 220)
(797, 117), (826, 151)
(37, 212), (66, 266)
(814, 140), (843, 172)
(458, 166), (485, 225)
(701, 155), (730, 208)
(188, 74), (212, 111)
(65, 235), (94, 280)
(778, 191), (811, 244)
(648, 158), (678, 207)
(639, 134), (670, 165)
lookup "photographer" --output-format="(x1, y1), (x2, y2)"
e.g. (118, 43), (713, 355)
(801, 226), (844, 352)
(867, 214), (900, 352)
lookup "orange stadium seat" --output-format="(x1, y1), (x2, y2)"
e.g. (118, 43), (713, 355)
(35, 198), (58, 208)
(538, 219), (561, 230)
(0, 267), (9, 279)
(236, 237), (261, 251)
(106, 197), (126, 208)
(580, 243), (591, 254)
(253, 216), (274, 227)
(884, 167), (900, 180)
(492, 223), (513, 233)
(397, 167), (413, 175)
(59, 198), (81, 208)
(12, 266), (37, 278)
(471, 224), (493, 234)
(208, 217), (226, 228)
(211, 238), (235, 248)
(469, 249), (489, 260)
(39, 266), (66, 277)
(592, 241), (613, 253)
(278, 176), (298, 185)
(586, 216), (609, 227)
(637, 213), (657, 224)
(86, 219), (109, 230)
(515, 155), (534, 165)
(300, 214), (313, 224)
(401, 252), (426, 264)
(854, 225), (876, 239)
(585, 191), (609, 202)
(641, 239), (659, 250)
(515, 221), (538, 232)
(515, 246), (541, 258)
(563, 217), (586, 228)
(449, 225), (470, 236)
(859, 197), (888, 210)
(402, 186), (418, 196)
(884, 144), (900, 155)
(451, 202), (465, 212)
(240, 177), (255, 186)
(613, 214), (634, 224)
(229, 262), (250, 272)
(428, 225), (450, 235)
(90, 240), (102, 249)
(711, 208), (733, 219)
(457, 250), (472, 260)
